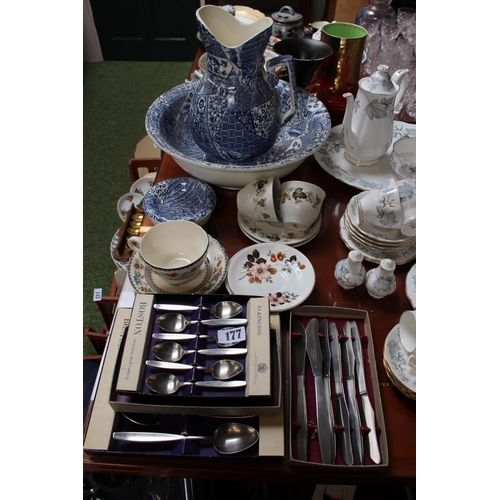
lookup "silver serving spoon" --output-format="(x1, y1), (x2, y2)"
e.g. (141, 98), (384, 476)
(156, 313), (247, 332)
(154, 301), (243, 319)
(113, 422), (259, 454)
(152, 341), (247, 362)
(146, 372), (246, 394)
(152, 332), (243, 348)
(195, 359), (243, 380)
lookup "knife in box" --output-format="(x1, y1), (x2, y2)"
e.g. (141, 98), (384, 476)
(305, 318), (333, 464)
(351, 321), (381, 464)
(293, 320), (308, 461)
(329, 322), (353, 466)
(319, 319), (336, 462)
(342, 321), (364, 465)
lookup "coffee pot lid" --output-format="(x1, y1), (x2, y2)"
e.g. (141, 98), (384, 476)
(360, 64), (398, 94)
(272, 5), (303, 24)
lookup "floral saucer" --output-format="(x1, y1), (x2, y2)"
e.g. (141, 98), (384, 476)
(117, 193), (144, 222)
(226, 243), (315, 312)
(405, 263), (416, 308)
(127, 235), (228, 294)
(130, 174), (156, 196)
(314, 121), (416, 190)
(383, 324), (416, 399)
(339, 215), (416, 265)
(237, 212), (321, 247)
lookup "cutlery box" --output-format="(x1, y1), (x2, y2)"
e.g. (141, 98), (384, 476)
(287, 306), (388, 469)
(108, 293), (283, 416)
(84, 305), (284, 457)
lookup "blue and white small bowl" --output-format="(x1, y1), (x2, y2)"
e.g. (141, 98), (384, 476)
(143, 177), (217, 227)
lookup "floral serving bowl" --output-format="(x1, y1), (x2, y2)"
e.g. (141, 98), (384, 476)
(143, 177), (216, 227)
(145, 79), (331, 190)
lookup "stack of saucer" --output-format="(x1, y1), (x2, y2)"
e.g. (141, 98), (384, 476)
(339, 181), (416, 265)
(383, 324), (416, 400)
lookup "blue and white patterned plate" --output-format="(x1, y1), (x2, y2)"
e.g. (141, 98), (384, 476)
(314, 121), (417, 191)
(145, 79), (331, 189)
(383, 324), (416, 399)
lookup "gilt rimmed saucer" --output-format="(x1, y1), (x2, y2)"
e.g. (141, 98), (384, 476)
(314, 121), (416, 190)
(405, 263), (416, 308)
(237, 212), (321, 247)
(227, 242), (315, 312)
(339, 215), (416, 265)
(127, 235), (228, 294)
(383, 324), (416, 399)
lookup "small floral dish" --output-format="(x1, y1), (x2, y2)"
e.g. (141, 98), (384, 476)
(130, 174), (156, 196)
(143, 177), (216, 226)
(226, 242), (315, 312)
(117, 193), (144, 221)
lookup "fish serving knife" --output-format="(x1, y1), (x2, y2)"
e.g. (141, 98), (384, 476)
(351, 321), (381, 464)
(329, 322), (353, 466)
(305, 318), (333, 464)
(293, 320), (308, 461)
(319, 319), (336, 463)
(342, 321), (364, 465)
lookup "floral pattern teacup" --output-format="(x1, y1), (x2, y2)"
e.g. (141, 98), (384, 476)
(280, 181), (325, 231)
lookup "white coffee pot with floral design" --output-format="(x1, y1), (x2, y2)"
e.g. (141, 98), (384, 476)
(341, 65), (409, 167)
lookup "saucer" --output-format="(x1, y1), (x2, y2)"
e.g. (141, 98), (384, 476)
(314, 121), (417, 190)
(130, 175), (156, 196)
(128, 235), (228, 294)
(237, 212), (322, 247)
(110, 228), (129, 270)
(405, 263), (416, 308)
(226, 242), (315, 312)
(339, 215), (416, 265)
(383, 324), (416, 399)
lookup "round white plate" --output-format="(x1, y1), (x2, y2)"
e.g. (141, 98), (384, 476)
(117, 193), (144, 221)
(227, 243), (315, 312)
(339, 215), (416, 265)
(127, 235), (228, 294)
(314, 121), (417, 190)
(405, 263), (416, 308)
(237, 212), (321, 247)
(384, 324), (416, 397)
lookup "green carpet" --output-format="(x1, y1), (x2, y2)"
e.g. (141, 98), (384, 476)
(83, 61), (192, 356)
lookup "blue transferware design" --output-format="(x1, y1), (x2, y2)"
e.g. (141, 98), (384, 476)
(189, 5), (297, 161)
(143, 177), (216, 225)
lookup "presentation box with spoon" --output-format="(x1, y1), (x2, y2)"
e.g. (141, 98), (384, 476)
(108, 293), (282, 416)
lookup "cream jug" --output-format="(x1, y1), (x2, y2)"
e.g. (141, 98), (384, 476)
(341, 65), (409, 166)
(190, 5), (297, 161)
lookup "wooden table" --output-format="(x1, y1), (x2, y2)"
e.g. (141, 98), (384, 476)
(83, 49), (416, 486)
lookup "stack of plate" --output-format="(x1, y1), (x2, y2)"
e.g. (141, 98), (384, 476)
(339, 192), (416, 265)
(383, 324), (416, 400)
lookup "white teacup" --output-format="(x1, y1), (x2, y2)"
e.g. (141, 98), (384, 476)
(399, 310), (416, 368)
(353, 178), (402, 230)
(127, 220), (209, 285)
(397, 179), (416, 237)
(389, 137), (416, 180)
(236, 176), (282, 224)
(280, 181), (325, 231)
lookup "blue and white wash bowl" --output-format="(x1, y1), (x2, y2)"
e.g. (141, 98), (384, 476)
(145, 79), (331, 190)
(143, 177), (216, 227)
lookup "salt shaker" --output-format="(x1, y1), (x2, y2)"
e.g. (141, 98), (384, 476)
(334, 250), (366, 289)
(365, 258), (396, 298)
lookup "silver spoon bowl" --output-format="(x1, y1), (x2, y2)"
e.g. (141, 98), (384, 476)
(196, 359), (243, 380)
(152, 341), (195, 362)
(156, 313), (247, 332)
(154, 300), (243, 319)
(113, 422), (259, 454)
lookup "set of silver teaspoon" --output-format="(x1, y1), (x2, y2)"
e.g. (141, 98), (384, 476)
(145, 301), (248, 394)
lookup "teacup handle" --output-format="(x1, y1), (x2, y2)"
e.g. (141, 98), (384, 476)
(408, 354), (416, 369)
(266, 54), (297, 123)
(127, 236), (142, 252)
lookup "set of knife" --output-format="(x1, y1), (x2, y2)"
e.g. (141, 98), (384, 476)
(292, 317), (381, 466)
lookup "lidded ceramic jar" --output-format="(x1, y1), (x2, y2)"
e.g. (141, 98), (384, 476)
(271, 6), (304, 39)
(334, 250), (366, 290)
(365, 258), (396, 298)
